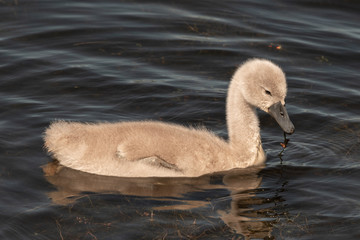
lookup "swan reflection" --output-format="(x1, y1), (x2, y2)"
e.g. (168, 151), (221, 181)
(43, 161), (276, 239)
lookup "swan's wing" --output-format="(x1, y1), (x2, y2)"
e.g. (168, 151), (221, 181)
(137, 156), (182, 172)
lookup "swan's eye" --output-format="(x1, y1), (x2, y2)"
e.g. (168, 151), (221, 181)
(265, 90), (272, 96)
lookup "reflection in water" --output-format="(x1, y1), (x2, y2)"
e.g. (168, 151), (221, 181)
(220, 172), (274, 239)
(43, 161), (277, 239)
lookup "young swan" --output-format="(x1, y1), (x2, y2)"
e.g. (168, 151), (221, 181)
(44, 59), (295, 177)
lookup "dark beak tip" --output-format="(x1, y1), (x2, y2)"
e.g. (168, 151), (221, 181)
(286, 127), (295, 135)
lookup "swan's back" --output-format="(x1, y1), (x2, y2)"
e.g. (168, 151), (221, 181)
(44, 121), (235, 177)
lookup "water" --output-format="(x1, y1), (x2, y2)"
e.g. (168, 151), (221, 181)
(1, 0), (360, 239)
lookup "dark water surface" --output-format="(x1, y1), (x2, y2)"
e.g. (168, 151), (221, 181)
(1, 0), (360, 239)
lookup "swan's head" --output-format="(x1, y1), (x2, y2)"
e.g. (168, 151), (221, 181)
(236, 58), (295, 134)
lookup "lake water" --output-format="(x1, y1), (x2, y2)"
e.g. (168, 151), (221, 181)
(1, 0), (360, 239)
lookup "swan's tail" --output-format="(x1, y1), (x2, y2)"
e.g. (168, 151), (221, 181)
(44, 121), (87, 165)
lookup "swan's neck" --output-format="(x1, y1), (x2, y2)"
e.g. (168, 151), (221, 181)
(226, 78), (263, 165)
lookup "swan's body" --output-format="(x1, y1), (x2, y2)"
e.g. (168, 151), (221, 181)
(44, 59), (294, 177)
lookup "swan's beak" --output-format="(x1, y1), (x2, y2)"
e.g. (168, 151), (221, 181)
(268, 102), (295, 134)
